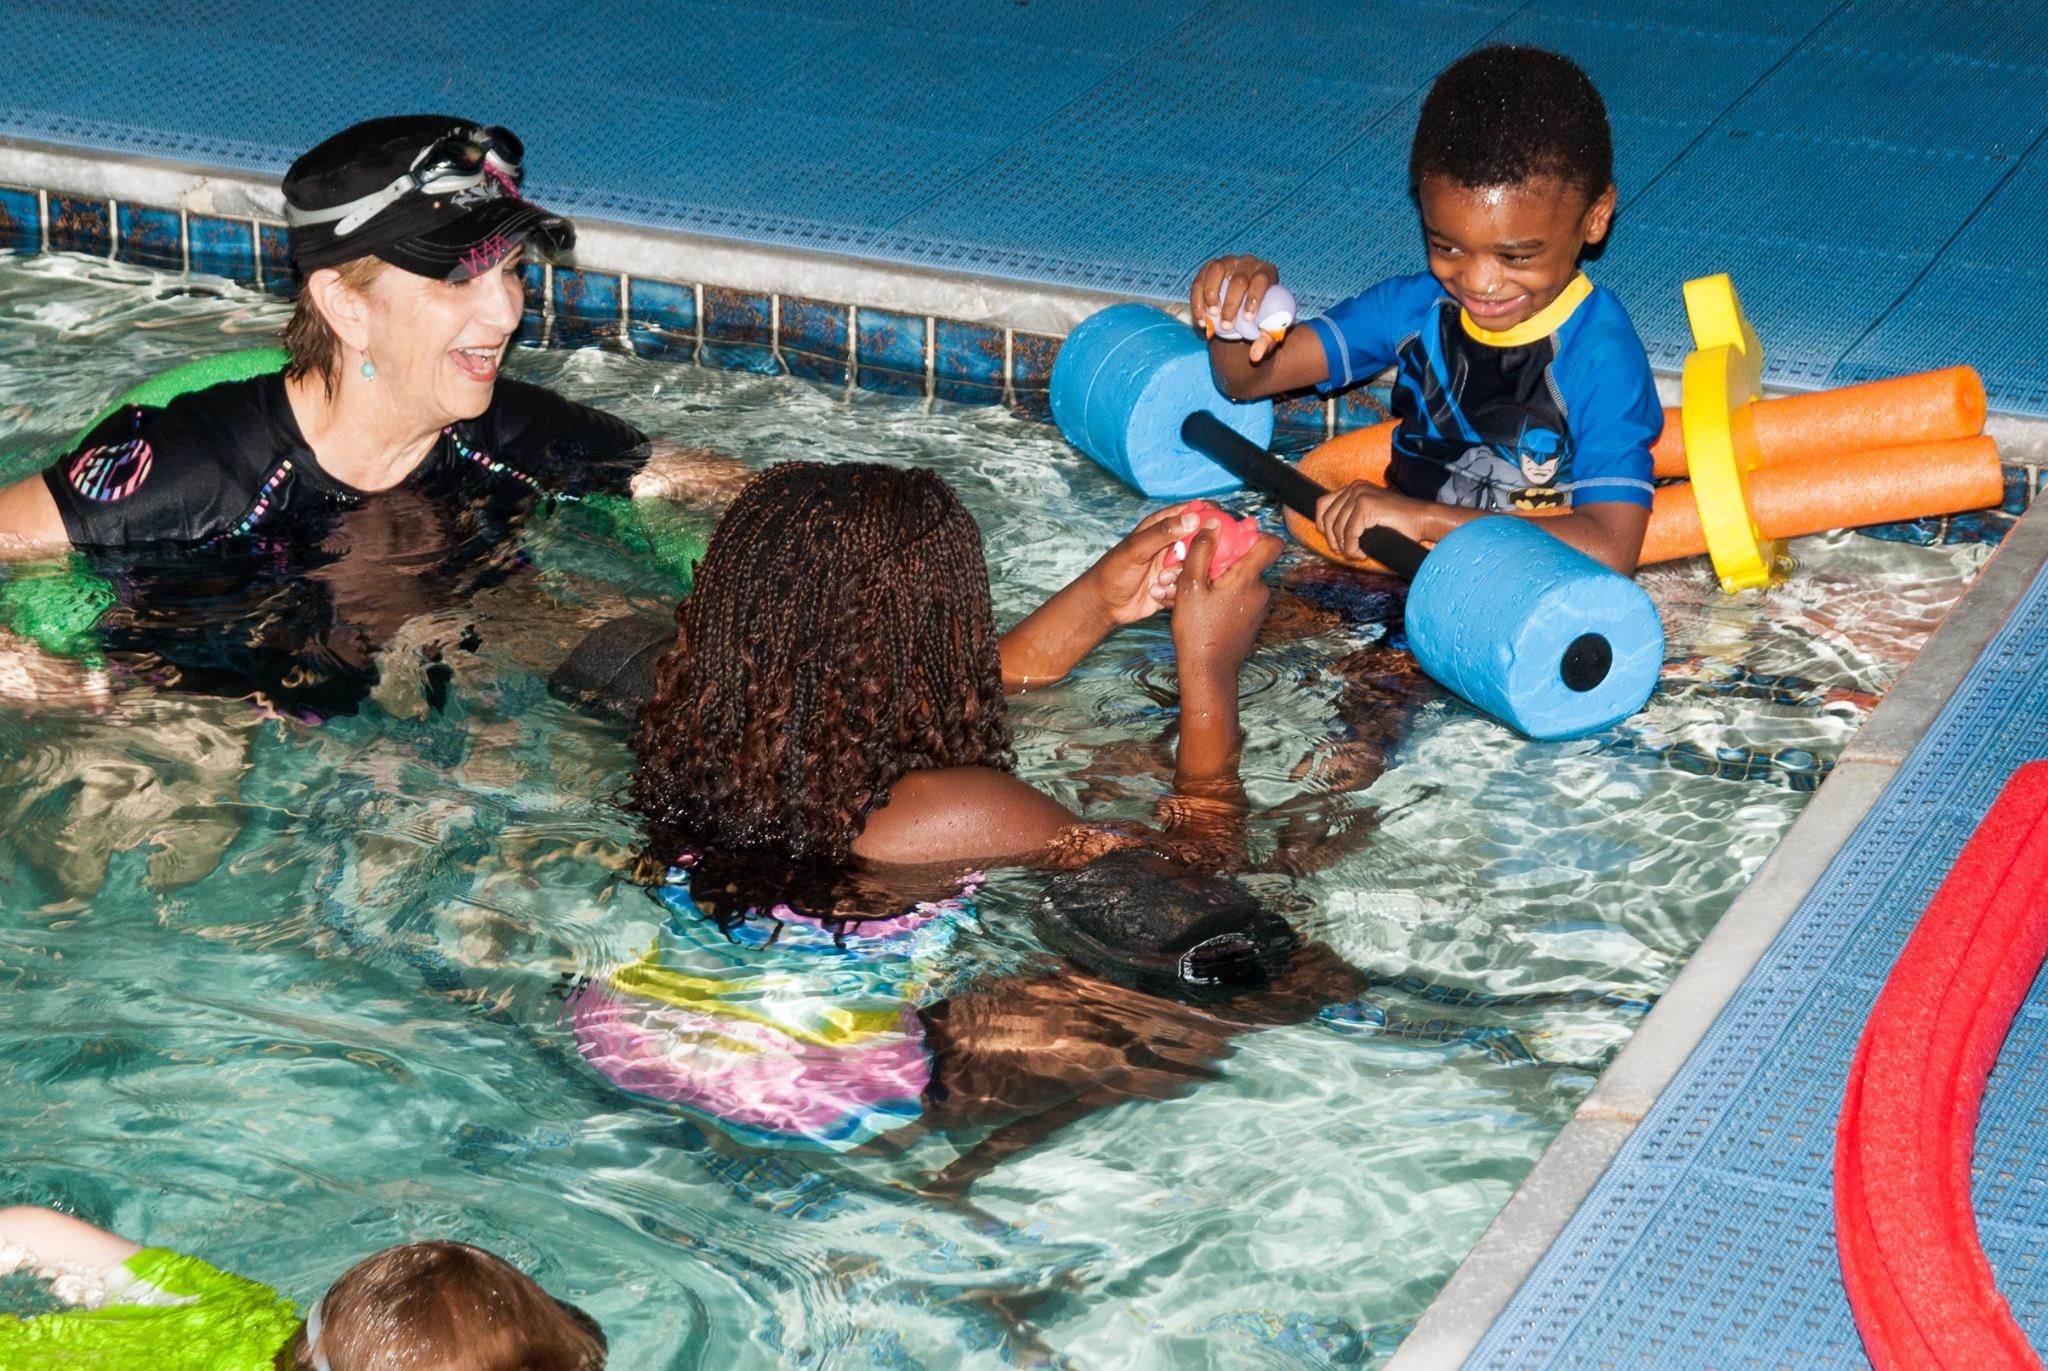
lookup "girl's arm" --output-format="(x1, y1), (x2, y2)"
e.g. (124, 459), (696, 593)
(1155, 525), (1282, 867)
(1168, 525), (1281, 790)
(998, 505), (1200, 692)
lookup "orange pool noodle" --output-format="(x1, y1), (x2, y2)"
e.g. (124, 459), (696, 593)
(1650, 366), (1986, 478)
(1287, 428), (2003, 569)
(1639, 437), (2003, 565)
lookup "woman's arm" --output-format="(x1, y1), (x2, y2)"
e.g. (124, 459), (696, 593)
(0, 476), (69, 558)
(627, 441), (753, 508)
(998, 504), (1198, 691)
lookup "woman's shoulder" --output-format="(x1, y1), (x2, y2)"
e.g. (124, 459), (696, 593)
(40, 372), (300, 547)
(75, 368), (293, 461)
(454, 378), (648, 492)
(852, 766), (1077, 868)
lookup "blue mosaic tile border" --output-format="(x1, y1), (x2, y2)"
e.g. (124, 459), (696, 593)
(0, 181), (2032, 549)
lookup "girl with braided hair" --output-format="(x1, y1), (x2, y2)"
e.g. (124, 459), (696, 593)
(628, 459), (1277, 871)
(569, 460), (1319, 1159)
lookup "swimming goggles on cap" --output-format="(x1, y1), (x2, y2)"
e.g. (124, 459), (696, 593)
(303, 1293), (335, 1371)
(286, 126), (525, 239)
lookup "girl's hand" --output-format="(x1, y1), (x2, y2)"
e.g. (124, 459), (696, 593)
(1085, 504), (1202, 625)
(1171, 523), (1282, 687)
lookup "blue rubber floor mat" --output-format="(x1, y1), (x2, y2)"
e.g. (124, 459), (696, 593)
(1467, 551), (2048, 1368)
(1833, 132), (2048, 414)
(0, 0), (2043, 413)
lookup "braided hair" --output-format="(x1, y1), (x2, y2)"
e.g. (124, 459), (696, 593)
(630, 461), (1014, 869)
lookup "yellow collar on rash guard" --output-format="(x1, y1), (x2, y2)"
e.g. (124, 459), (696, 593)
(1460, 272), (1594, 347)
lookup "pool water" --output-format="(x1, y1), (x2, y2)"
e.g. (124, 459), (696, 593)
(0, 251), (1991, 1367)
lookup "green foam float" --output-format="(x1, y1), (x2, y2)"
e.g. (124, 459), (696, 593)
(0, 555), (116, 660)
(571, 491), (710, 592)
(66, 346), (289, 451)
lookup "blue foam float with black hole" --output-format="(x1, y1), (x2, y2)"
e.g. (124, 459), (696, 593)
(1406, 517), (1663, 740)
(1178, 409), (1663, 741)
(1049, 303), (1270, 498)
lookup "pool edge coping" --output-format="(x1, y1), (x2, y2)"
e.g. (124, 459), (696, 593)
(1385, 498), (2048, 1370)
(9, 133), (2048, 457)
(0, 135), (1137, 336)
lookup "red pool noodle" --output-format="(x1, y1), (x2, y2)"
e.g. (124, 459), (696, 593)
(1835, 760), (2048, 1370)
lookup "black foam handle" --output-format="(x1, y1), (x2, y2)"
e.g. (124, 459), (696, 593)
(1179, 411), (1427, 579)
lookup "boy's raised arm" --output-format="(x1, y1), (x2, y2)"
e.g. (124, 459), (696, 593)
(1192, 255), (1332, 400)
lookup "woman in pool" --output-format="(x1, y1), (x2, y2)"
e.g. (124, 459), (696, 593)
(0, 1204), (604, 1370)
(629, 459), (1277, 871)
(0, 112), (747, 872)
(0, 114), (736, 556)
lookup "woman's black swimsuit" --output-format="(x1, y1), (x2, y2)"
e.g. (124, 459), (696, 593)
(43, 372), (646, 548)
(40, 373), (648, 716)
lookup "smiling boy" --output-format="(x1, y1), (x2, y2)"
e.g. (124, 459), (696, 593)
(1193, 45), (1661, 574)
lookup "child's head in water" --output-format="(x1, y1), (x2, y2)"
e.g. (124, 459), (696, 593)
(278, 1241), (604, 1371)
(1406, 45), (1617, 333)
(631, 461), (1014, 866)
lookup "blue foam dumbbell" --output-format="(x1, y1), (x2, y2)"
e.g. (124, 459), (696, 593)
(1049, 303), (1272, 499)
(1181, 412), (1663, 740)
(1404, 518), (1663, 739)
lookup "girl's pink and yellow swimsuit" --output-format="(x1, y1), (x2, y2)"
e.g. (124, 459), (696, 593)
(570, 868), (978, 1150)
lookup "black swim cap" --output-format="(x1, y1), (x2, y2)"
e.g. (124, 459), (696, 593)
(1036, 851), (1298, 1003)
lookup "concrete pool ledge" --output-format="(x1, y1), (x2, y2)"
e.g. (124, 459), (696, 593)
(10, 136), (2048, 463)
(0, 136), (1131, 337)
(1387, 499), (2048, 1370)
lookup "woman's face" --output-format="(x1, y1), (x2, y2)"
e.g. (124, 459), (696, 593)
(355, 249), (526, 427)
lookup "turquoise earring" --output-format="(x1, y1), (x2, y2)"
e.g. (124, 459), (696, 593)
(360, 360), (376, 379)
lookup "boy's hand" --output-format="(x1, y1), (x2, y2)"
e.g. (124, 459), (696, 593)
(1316, 481), (1418, 559)
(1086, 504), (1201, 625)
(1191, 255), (1282, 363)
(1171, 524), (1282, 686)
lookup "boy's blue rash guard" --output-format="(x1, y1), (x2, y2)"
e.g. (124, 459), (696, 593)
(1307, 272), (1661, 512)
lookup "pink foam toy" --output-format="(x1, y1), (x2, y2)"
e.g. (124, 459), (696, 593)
(1162, 500), (1262, 580)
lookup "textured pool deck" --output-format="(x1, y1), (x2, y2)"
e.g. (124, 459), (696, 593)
(4, 4), (2048, 1368)
(0, 0), (2044, 415)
